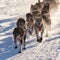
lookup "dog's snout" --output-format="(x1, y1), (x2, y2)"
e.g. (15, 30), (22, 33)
(38, 22), (40, 25)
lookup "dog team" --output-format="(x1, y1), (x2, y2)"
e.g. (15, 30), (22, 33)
(13, 0), (52, 53)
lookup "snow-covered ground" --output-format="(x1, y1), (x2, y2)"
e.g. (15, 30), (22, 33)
(0, 0), (38, 19)
(0, 0), (60, 60)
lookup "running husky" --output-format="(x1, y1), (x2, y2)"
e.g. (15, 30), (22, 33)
(34, 15), (44, 42)
(30, 1), (44, 42)
(26, 13), (34, 35)
(30, 0), (51, 37)
(13, 18), (26, 53)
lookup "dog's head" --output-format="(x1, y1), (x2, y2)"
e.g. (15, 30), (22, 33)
(32, 10), (40, 19)
(17, 18), (25, 28)
(26, 13), (33, 22)
(35, 2), (42, 9)
(31, 4), (39, 14)
(35, 17), (42, 27)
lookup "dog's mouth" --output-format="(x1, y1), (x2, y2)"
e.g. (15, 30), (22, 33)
(37, 24), (41, 27)
(36, 22), (42, 27)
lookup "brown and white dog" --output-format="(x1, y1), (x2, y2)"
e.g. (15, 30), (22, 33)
(30, 1), (43, 17)
(31, 1), (51, 37)
(34, 15), (44, 42)
(26, 13), (34, 35)
(30, 2), (44, 42)
(13, 18), (26, 53)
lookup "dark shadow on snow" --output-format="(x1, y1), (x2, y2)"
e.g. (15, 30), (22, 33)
(0, 36), (18, 60)
(0, 17), (38, 60)
(0, 17), (17, 23)
(0, 36), (38, 60)
(26, 39), (38, 49)
(45, 35), (60, 42)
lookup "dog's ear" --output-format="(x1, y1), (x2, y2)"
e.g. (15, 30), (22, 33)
(31, 4), (34, 8)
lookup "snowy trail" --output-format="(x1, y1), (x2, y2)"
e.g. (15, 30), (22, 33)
(0, 0), (60, 60)
(0, 15), (60, 60)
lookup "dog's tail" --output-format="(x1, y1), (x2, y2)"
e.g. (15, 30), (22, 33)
(42, 15), (51, 25)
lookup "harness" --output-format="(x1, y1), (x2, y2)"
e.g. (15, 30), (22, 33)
(36, 23), (43, 31)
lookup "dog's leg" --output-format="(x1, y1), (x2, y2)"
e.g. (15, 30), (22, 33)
(45, 27), (49, 37)
(40, 26), (44, 42)
(46, 31), (48, 37)
(44, 24), (49, 37)
(23, 35), (26, 50)
(35, 28), (40, 42)
(31, 26), (34, 34)
(14, 37), (18, 49)
(19, 39), (21, 53)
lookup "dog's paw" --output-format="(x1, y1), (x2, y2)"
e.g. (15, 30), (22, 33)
(14, 46), (18, 49)
(37, 39), (40, 42)
(23, 48), (26, 50)
(40, 37), (42, 40)
(18, 51), (21, 53)
(39, 37), (42, 42)
(37, 38), (42, 43)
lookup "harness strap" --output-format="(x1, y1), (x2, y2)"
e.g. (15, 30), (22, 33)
(36, 24), (43, 31)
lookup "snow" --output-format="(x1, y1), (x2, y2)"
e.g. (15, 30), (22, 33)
(0, 0), (60, 60)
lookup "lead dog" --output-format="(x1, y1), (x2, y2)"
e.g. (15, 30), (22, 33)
(30, 4), (44, 42)
(34, 15), (44, 42)
(13, 18), (26, 53)
(31, 1), (51, 37)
